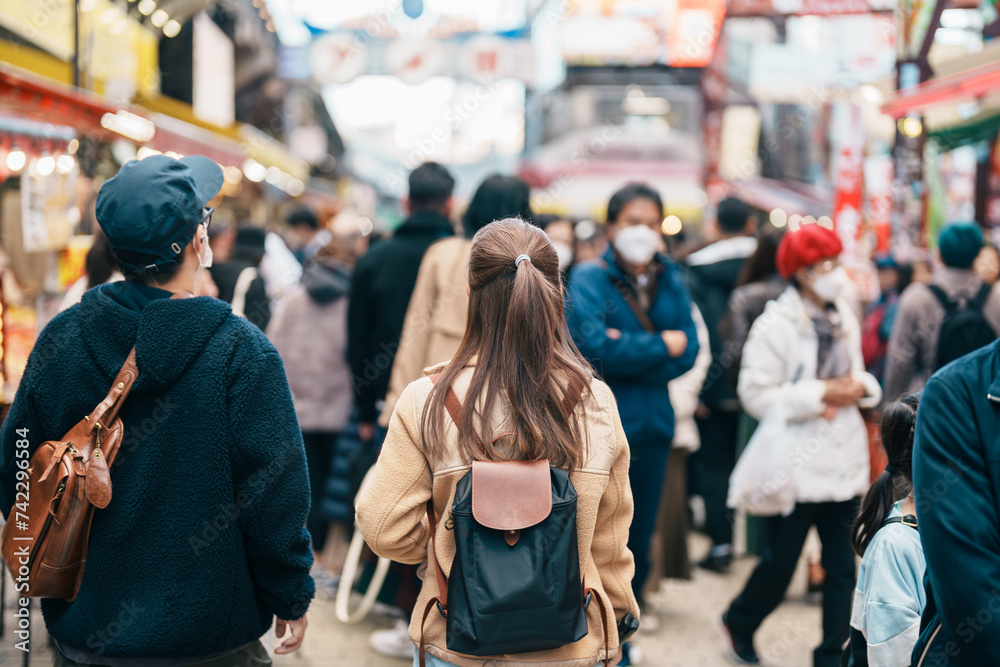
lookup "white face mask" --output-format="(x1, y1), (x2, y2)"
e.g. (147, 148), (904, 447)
(195, 229), (213, 281)
(810, 266), (848, 302)
(613, 224), (661, 267)
(552, 241), (574, 272)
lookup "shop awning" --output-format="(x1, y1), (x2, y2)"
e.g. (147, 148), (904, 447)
(928, 109), (1000, 151)
(724, 176), (832, 217)
(0, 65), (118, 139)
(881, 60), (1000, 119)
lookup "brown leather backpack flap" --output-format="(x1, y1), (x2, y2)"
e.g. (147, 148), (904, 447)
(471, 459), (552, 531)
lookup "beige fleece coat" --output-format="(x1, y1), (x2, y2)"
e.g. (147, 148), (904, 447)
(379, 236), (473, 428)
(356, 360), (640, 667)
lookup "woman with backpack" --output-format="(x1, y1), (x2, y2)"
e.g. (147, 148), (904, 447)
(845, 393), (925, 666)
(356, 218), (640, 667)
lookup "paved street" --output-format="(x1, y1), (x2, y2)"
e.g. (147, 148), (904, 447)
(1, 534), (824, 667)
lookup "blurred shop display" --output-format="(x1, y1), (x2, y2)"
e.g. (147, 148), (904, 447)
(0, 0), (340, 404)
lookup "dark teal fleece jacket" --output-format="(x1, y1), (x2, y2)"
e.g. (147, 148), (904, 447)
(0, 282), (314, 659)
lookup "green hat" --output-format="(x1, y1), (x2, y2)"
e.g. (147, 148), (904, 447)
(938, 222), (983, 269)
(96, 155), (223, 275)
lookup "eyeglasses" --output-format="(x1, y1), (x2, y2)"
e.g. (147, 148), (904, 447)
(810, 259), (839, 275)
(200, 207), (214, 233)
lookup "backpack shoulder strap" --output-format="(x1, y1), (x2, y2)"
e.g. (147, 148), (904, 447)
(584, 585), (613, 666)
(429, 372), (481, 446)
(608, 275), (657, 333)
(972, 283), (992, 311)
(882, 514), (918, 530)
(926, 284), (955, 314)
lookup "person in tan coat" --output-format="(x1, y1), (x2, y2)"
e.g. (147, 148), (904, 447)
(356, 218), (639, 667)
(379, 174), (533, 430)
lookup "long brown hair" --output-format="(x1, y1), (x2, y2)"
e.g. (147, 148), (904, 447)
(420, 218), (593, 468)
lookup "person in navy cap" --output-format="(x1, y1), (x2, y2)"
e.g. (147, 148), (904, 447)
(0, 155), (314, 665)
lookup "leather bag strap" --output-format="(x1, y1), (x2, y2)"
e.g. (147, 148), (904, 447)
(585, 586), (612, 667)
(425, 498), (449, 610)
(430, 372), (484, 447)
(609, 276), (657, 333)
(86, 291), (192, 432)
(418, 595), (443, 667)
(419, 498), (449, 667)
(429, 372), (585, 441)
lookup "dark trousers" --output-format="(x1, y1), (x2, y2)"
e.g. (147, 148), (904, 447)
(302, 431), (339, 553)
(689, 409), (741, 547)
(726, 499), (859, 667)
(626, 438), (671, 606)
(54, 640), (271, 666)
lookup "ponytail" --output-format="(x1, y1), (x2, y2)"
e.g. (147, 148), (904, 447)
(850, 393), (920, 556)
(851, 469), (897, 557)
(421, 218), (592, 469)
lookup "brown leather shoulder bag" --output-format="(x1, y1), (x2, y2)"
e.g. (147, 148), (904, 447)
(1, 291), (188, 600)
(1, 346), (138, 599)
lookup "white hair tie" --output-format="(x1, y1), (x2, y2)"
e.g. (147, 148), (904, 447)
(515, 254), (531, 268)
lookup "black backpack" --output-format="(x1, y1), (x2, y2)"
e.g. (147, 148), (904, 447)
(929, 284), (997, 371)
(419, 377), (612, 666)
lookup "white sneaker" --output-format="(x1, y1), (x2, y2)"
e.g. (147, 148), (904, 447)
(638, 611), (660, 634)
(369, 619), (413, 659)
(628, 642), (645, 665)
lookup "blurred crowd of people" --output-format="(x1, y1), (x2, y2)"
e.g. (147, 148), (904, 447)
(17, 155), (1000, 667)
(236, 161), (1000, 666)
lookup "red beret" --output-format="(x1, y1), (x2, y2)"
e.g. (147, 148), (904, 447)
(776, 224), (843, 279)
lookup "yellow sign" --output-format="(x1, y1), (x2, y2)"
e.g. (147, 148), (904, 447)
(0, 0), (158, 99)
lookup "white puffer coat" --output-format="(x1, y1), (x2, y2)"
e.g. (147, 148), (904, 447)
(738, 286), (882, 503)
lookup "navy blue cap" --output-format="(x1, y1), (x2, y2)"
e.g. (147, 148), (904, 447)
(96, 155), (223, 273)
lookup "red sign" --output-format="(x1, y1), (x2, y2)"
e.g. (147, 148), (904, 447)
(668, 0), (727, 68)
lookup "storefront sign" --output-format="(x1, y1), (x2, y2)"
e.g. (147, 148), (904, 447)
(668, 0), (727, 67)
(21, 156), (78, 253)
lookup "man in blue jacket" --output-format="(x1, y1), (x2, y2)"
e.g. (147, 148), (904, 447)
(911, 339), (1000, 666)
(566, 183), (699, 613)
(0, 155), (313, 664)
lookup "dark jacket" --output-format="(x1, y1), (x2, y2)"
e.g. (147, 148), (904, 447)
(684, 236), (756, 410)
(719, 274), (787, 394)
(565, 248), (700, 445)
(211, 260), (271, 331)
(910, 340), (1000, 666)
(347, 211), (454, 422)
(0, 282), (313, 658)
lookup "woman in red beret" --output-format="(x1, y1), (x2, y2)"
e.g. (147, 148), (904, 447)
(717, 222), (882, 666)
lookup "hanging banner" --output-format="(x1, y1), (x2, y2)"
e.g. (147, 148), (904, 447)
(831, 102), (878, 299)
(864, 154), (894, 253)
(831, 103), (865, 251)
